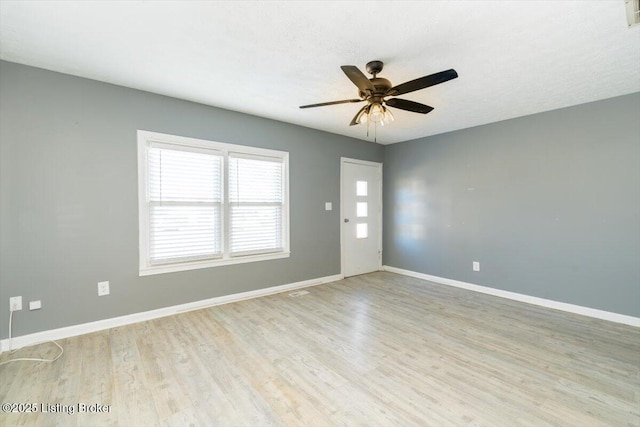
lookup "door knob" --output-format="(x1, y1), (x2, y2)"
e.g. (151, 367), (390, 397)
(344, 218), (350, 223)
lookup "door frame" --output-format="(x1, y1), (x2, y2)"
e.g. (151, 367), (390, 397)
(340, 157), (383, 276)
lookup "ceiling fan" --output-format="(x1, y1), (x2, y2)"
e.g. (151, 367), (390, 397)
(300, 60), (458, 127)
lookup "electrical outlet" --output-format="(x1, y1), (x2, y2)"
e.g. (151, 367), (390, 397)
(473, 261), (480, 272)
(9, 296), (22, 311)
(29, 300), (42, 310)
(98, 281), (110, 296)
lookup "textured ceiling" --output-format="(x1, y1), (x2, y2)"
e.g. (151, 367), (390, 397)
(1, 1), (639, 144)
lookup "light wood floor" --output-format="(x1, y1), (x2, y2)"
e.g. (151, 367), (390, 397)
(1, 272), (639, 426)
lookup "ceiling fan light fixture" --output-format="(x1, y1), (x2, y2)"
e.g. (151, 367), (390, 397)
(360, 103), (395, 126)
(384, 107), (394, 123)
(379, 106), (395, 127)
(369, 103), (385, 123)
(356, 105), (369, 124)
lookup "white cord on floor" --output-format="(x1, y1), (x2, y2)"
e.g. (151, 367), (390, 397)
(0, 310), (63, 366)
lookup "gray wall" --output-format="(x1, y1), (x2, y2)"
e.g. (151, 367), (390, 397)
(383, 93), (640, 317)
(1, 60), (638, 341)
(0, 60), (384, 339)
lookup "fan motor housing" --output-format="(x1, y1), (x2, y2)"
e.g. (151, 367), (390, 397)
(359, 77), (392, 99)
(371, 77), (392, 92)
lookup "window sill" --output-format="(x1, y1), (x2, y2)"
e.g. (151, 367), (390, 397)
(139, 251), (290, 276)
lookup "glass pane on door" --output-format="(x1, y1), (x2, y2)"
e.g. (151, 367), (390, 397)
(356, 202), (368, 217)
(356, 181), (368, 196)
(356, 223), (368, 239)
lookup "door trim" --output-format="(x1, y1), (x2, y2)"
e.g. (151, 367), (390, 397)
(340, 157), (383, 276)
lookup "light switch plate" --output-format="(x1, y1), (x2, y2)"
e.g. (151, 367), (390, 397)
(325, 202), (332, 211)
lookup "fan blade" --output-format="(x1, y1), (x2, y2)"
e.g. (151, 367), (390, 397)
(386, 98), (434, 114)
(300, 99), (363, 109)
(349, 104), (369, 126)
(387, 69), (458, 96)
(341, 65), (375, 93)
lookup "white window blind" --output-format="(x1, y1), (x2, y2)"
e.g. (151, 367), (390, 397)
(138, 131), (290, 276)
(229, 154), (284, 255)
(147, 144), (222, 264)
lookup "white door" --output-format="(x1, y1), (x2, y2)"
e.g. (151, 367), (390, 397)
(341, 158), (382, 277)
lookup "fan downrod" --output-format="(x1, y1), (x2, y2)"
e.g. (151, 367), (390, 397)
(365, 60), (384, 77)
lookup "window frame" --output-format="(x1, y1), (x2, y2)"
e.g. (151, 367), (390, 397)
(138, 130), (290, 276)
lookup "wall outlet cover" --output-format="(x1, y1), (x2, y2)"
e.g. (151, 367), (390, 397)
(473, 261), (480, 272)
(29, 300), (42, 310)
(9, 296), (23, 311)
(98, 281), (110, 296)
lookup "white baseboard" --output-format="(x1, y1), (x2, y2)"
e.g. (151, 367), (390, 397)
(1, 274), (343, 353)
(382, 266), (640, 327)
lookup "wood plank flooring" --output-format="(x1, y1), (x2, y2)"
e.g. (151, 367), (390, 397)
(1, 272), (639, 426)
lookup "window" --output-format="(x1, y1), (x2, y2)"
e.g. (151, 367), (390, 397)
(147, 145), (223, 264)
(138, 131), (289, 275)
(229, 154), (284, 256)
